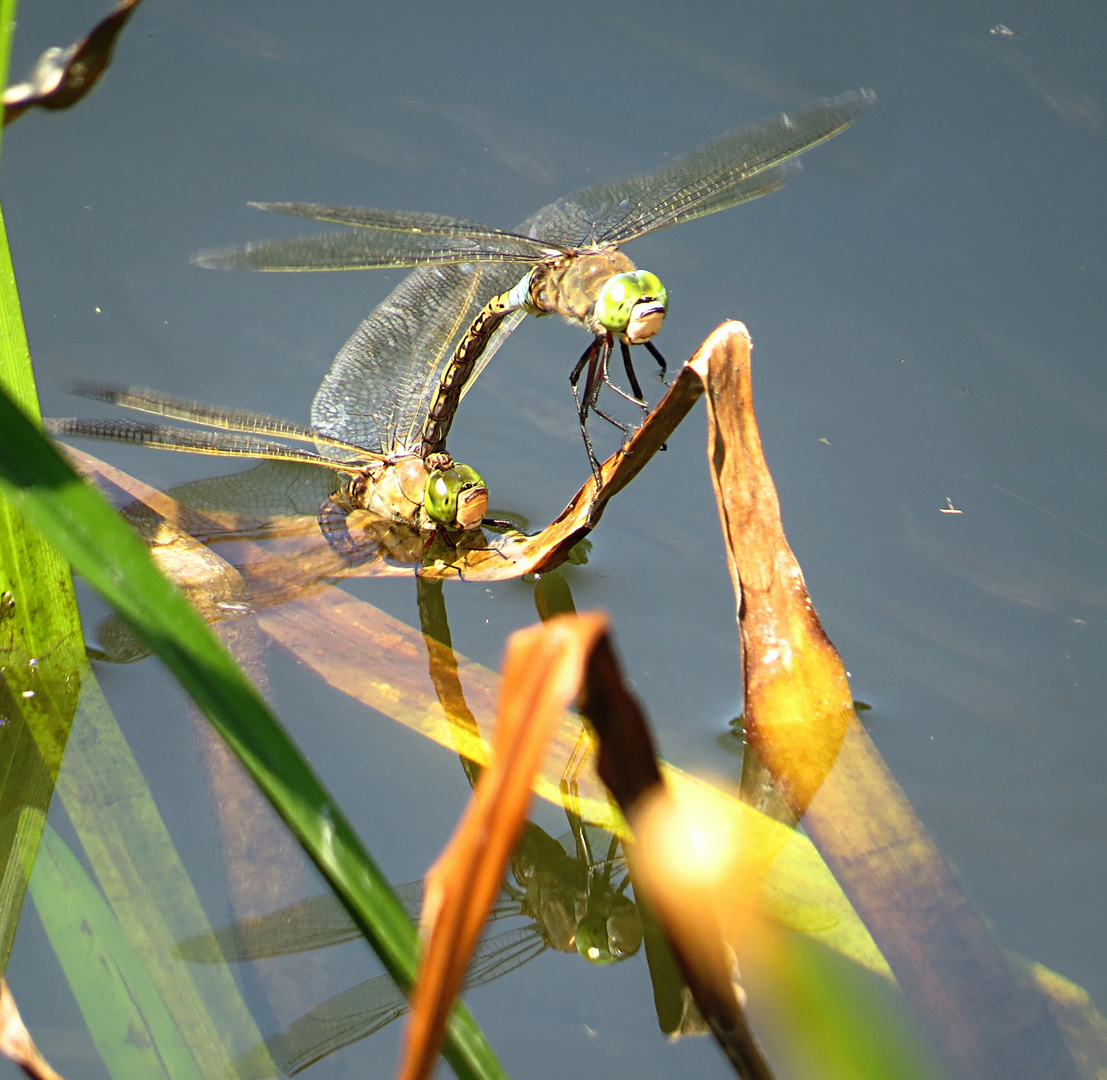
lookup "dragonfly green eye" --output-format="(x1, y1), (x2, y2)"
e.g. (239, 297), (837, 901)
(595, 270), (668, 342)
(425, 462), (488, 529)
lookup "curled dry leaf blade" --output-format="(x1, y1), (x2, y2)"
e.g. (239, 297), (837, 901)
(699, 322), (853, 814)
(397, 614), (609, 1080)
(701, 322), (1081, 1080)
(578, 626), (773, 1080)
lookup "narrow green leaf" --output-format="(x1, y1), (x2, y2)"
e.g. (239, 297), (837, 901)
(0, 0), (86, 969)
(0, 377), (506, 1080)
(27, 814), (204, 1080)
(750, 929), (952, 1080)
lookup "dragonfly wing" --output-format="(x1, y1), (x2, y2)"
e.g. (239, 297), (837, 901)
(175, 881), (424, 962)
(462, 925), (548, 988)
(166, 460), (342, 519)
(45, 418), (344, 468)
(263, 926), (546, 1075)
(249, 202), (567, 253)
(192, 226), (546, 272)
(69, 381), (374, 460)
(265, 974), (409, 1075)
(561, 89), (875, 247)
(312, 260), (528, 452)
(176, 893), (358, 962)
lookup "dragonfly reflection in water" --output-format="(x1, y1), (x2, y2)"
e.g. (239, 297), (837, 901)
(175, 818), (640, 1075)
(197, 90), (874, 478)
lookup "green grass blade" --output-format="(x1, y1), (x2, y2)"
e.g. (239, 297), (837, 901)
(27, 814), (204, 1080)
(0, 380), (507, 1080)
(0, 0), (87, 970)
(58, 675), (275, 1077)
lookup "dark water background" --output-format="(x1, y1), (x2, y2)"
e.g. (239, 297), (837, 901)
(3, 0), (1106, 1077)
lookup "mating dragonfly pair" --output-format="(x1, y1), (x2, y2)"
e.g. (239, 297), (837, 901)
(50, 90), (874, 547)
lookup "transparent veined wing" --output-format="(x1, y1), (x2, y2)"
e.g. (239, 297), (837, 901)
(311, 260), (527, 453)
(263, 925), (547, 1075)
(571, 89), (875, 247)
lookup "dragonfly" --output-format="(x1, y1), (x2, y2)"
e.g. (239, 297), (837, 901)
(175, 820), (640, 1075)
(196, 89), (874, 478)
(46, 380), (493, 557)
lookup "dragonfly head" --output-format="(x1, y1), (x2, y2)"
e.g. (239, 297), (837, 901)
(596, 270), (668, 344)
(425, 462), (488, 530)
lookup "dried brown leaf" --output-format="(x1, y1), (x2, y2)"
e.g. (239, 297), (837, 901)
(578, 626), (773, 1080)
(702, 322), (1081, 1080)
(396, 613), (609, 1080)
(0, 978), (64, 1080)
(3, 0), (145, 125)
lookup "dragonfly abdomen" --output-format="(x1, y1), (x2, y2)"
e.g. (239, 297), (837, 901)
(420, 291), (517, 457)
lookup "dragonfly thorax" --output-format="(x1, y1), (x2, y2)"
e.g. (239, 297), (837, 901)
(523, 247), (646, 338)
(344, 455), (488, 532)
(345, 456), (428, 524)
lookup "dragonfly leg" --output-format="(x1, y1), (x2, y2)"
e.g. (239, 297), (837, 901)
(586, 341), (645, 412)
(580, 424), (604, 488)
(618, 341), (648, 406)
(645, 340), (669, 383)
(481, 516), (527, 534)
(570, 339), (607, 485)
(599, 380), (646, 409)
(590, 404), (632, 438)
(589, 342), (636, 439)
(569, 338), (601, 409)
(580, 338), (626, 433)
(641, 343), (670, 452)
(424, 525), (457, 552)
